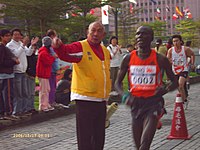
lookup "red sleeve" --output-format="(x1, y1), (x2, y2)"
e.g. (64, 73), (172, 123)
(54, 42), (83, 63)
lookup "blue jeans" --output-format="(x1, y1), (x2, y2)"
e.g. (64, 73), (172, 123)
(26, 75), (35, 111)
(12, 73), (29, 115)
(0, 78), (14, 115)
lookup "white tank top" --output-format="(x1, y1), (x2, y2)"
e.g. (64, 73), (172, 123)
(172, 46), (188, 75)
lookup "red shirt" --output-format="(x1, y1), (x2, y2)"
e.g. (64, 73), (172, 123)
(128, 50), (162, 98)
(36, 46), (55, 78)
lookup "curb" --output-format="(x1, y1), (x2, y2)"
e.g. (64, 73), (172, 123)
(0, 105), (76, 131)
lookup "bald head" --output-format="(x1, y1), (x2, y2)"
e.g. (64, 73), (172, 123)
(136, 26), (154, 41)
(135, 26), (154, 55)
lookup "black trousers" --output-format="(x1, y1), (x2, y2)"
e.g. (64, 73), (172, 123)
(75, 100), (106, 150)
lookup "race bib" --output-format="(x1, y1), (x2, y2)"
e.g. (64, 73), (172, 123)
(130, 65), (156, 90)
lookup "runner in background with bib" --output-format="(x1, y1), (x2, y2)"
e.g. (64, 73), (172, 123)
(115, 26), (178, 150)
(167, 35), (195, 104)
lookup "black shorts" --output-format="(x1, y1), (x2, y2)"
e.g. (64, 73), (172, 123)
(176, 71), (188, 79)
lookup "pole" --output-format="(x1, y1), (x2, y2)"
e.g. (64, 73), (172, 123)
(114, 7), (118, 37)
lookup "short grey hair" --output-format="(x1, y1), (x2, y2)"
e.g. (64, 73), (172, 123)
(88, 21), (105, 32)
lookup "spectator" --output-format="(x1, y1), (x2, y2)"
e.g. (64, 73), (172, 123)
(126, 44), (134, 53)
(0, 29), (20, 120)
(155, 38), (167, 56)
(46, 29), (60, 108)
(107, 36), (122, 96)
(55, 69), (72, 108)
(6, 28), (39, 117)
(36, 36), (56, 112)
(167, 34), (195, 103)
(166, 38), (173, 50)
(26, 43), (38, 114)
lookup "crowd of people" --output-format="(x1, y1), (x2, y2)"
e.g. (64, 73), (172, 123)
(0, 21), (196, 150)
(0, 28), (72, 121)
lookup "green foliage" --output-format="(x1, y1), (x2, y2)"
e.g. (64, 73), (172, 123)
(0, 0), (69, 35)
(175, 19), (197, 43)
(141, 21), (167, 40)
(62, 14), (97, 42)
(117, 3), (141, 47)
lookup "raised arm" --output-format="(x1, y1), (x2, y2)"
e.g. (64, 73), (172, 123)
(52, 37), (82, 63)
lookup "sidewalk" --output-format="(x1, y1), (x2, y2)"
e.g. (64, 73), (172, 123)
(0, 76), (200, 150)
(0, 83), (199, 150)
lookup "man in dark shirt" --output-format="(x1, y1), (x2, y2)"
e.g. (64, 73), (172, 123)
(0, 29), (19, 120)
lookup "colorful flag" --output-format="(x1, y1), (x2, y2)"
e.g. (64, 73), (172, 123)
(172, 14), (179, 20)
(101, 5), (109, 25)
(130, 3), (133, 13)
(186, 12), (192, 19)
(155, 16), (160, 21)
(156, 7), (161, 14)
(150, 0), (157, 5)
(166, 5), (170, 12)
(103, 10), (107, 16)
(129, 0), (137, 5)
(71, 13), (77, 17)
(176, 6), (183, 17)
(90, 9), (95, 15)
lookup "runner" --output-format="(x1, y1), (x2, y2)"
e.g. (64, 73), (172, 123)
(115, 26), (178, 150)
(167, 35), (195, 104)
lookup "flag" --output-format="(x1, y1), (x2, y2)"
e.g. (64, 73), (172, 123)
(166, 5), (170, 12)
(156, 7), (161, 14)
(150, 0), (157, 5)
(155, 16), (160, 21)
(129, 0), (137, 5)
(172, 14), (179, 20)
(183, 7), (190, 14)
(90, 9), (95, 15)
(186, 12), (192, 19)
(163, 16), (167, 21)
(176, 6), (183, 17)
(130, 3), (133, 13)
(71, 13), (77, 17)
(103, 10), (107, 16)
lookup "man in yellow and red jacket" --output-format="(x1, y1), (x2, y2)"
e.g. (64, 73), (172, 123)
(52, 21), (111, 150)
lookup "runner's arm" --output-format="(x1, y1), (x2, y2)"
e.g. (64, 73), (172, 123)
(115, 54), (130, 96)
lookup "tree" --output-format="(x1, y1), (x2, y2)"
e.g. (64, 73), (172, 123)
(107, 0), (129, 38)
(68, 0), (111, 37)
(175, 19), (200, 48)
(0, 0), (69, 36)
(60, 14), (97, 42)
(117, 2), (141, 47)
(141, 20), (167, 41)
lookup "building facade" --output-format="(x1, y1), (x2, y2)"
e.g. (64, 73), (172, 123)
(102, 0), (200, 36)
